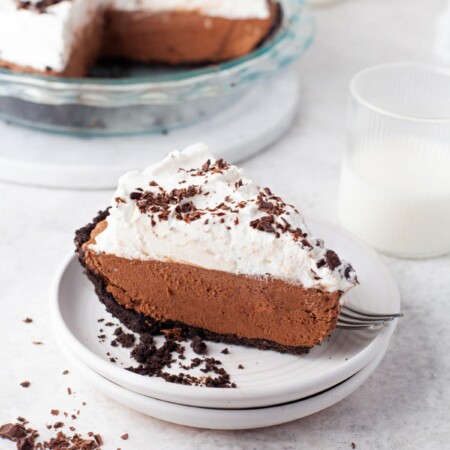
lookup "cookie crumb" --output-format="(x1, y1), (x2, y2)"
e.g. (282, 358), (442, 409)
(111, 329), (135, 348)
(190, 336), (207, 355)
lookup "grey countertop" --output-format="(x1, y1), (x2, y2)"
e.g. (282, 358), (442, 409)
(1, 0), (449, 448)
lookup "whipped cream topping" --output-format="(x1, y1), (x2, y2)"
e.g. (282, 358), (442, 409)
(0, 0), (270, 73)
(110, 0), (270, 19)
(0, 0), (101, 73)
(90, 143), (357, 293)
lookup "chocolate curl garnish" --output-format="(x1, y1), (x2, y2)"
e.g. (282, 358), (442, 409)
(201, 159), (211, 172)
(250, 215), (276, 233)
(258, 201), (275, 213)
(325, 249), (341, 270)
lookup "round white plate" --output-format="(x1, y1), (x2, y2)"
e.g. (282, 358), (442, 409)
(51, 218), (400, 409)
(0, 71), (298, 190)
(62, 343), (387, 430)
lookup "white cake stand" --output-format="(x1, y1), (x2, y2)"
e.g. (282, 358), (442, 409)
(0, 70), (299, 189)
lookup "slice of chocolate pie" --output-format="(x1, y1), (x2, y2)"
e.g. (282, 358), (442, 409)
(75, 143), (357, 355)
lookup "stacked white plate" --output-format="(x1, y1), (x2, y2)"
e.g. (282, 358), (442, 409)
(51, 218), (401, 430)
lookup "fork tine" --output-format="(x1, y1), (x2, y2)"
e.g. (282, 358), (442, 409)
(343, 304), (403, 319)
(337, 317), (386, 327)
(336, 322), (384, 330)
(340, 310), (395, 322)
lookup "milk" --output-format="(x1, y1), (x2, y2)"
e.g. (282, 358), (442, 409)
(339, 139), (450, 258)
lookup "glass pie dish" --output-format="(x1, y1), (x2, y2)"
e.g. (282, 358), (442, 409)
(0, 0), (314, 136)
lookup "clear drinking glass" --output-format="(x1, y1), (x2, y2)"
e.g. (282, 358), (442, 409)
(339, 62), (450, 258)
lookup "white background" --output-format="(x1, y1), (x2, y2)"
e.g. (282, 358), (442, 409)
(1, 0), (449, 448)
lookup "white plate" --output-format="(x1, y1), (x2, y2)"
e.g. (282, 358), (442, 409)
(61, 343), (388, 430)
(51, 218), (400, 409)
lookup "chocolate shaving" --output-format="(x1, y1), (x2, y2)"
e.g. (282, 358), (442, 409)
(216, 159), (228, 170)
(301, 238), (313, 250)
(44, 430), (101, 449)
(344, 265), (352, 279)
(129, 192), (142, 200)
(16, 0), (65, 13)
(130, 184), (202, 227)
(250, 215), (275, 233)
(258, 201), (275, 213)
(325, 250), (341, 271)
(0, 422), (103, 450)
(201, 159), (211, 172)
(0, 423), (28, 440)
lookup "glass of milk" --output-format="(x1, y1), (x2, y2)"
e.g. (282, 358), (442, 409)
(339, 63), (450, 258)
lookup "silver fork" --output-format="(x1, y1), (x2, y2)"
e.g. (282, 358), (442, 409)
(336, 304), (403, 330)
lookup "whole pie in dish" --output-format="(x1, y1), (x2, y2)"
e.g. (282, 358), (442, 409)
(75, 143), (357, 355)
(0, 0), (279, 77)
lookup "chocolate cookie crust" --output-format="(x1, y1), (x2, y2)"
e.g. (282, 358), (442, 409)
(75, 210), (313, 355)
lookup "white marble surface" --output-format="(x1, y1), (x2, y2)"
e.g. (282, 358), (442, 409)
(1, 0), (450, 449)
